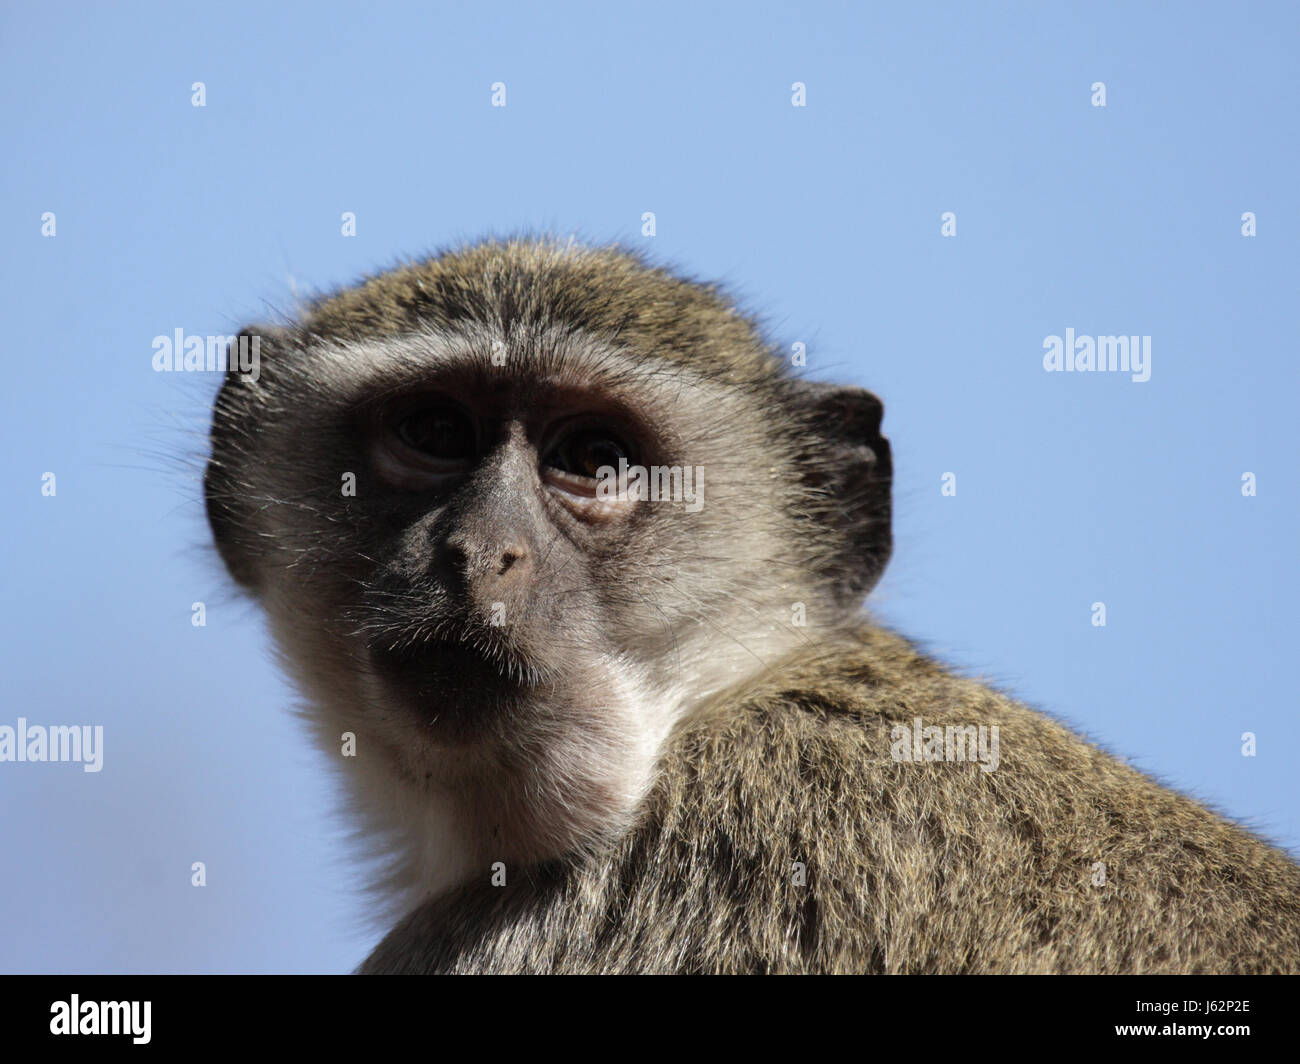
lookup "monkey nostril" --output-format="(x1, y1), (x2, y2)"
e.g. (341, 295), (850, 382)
(442, 539), (524, 582)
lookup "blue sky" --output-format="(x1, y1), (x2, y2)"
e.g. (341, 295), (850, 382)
(2, 0), (1297, 973)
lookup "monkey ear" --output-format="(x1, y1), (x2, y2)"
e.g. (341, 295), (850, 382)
(785, 380), (893, 605)
(204, 324), (288, 591)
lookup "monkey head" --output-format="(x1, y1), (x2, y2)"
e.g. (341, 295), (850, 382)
(204, 239), (891, 898)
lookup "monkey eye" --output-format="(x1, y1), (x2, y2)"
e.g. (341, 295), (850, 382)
(544, 427), (633, 481)
(392, 405), (477, 462)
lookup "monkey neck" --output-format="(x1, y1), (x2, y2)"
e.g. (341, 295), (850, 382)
(342, 652), (691, 922)
(446, 662), (684, 865)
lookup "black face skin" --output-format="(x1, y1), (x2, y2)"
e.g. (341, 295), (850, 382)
(352, 366), (667, 743)
(341, 372), (645, 742)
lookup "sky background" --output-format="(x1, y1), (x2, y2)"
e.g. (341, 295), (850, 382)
(2, 1), (1297, 973)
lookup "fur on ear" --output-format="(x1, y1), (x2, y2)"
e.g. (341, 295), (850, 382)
(203, 326), (285, 591)
(784, 379), (893, 606)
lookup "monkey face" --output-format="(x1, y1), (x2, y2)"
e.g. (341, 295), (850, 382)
(209, 324), (801, 758)
(204, 242), (891, 875)
(346, 339), (700, 745)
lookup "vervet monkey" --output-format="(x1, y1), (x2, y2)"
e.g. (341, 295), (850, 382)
(205, 238), (1300, 974)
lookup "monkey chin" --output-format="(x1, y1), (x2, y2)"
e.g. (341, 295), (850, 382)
(356, 642), (683, 907)
(367, 639), (545, 746)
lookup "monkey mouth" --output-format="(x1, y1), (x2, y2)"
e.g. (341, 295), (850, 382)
(369, 631), (547, 696)
(367, 633), (551, 741)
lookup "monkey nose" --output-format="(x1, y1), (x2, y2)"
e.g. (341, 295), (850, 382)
(443, 538), (530, 590)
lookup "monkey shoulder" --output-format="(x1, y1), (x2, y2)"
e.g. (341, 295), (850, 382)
(625, 625), (1300, 973)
